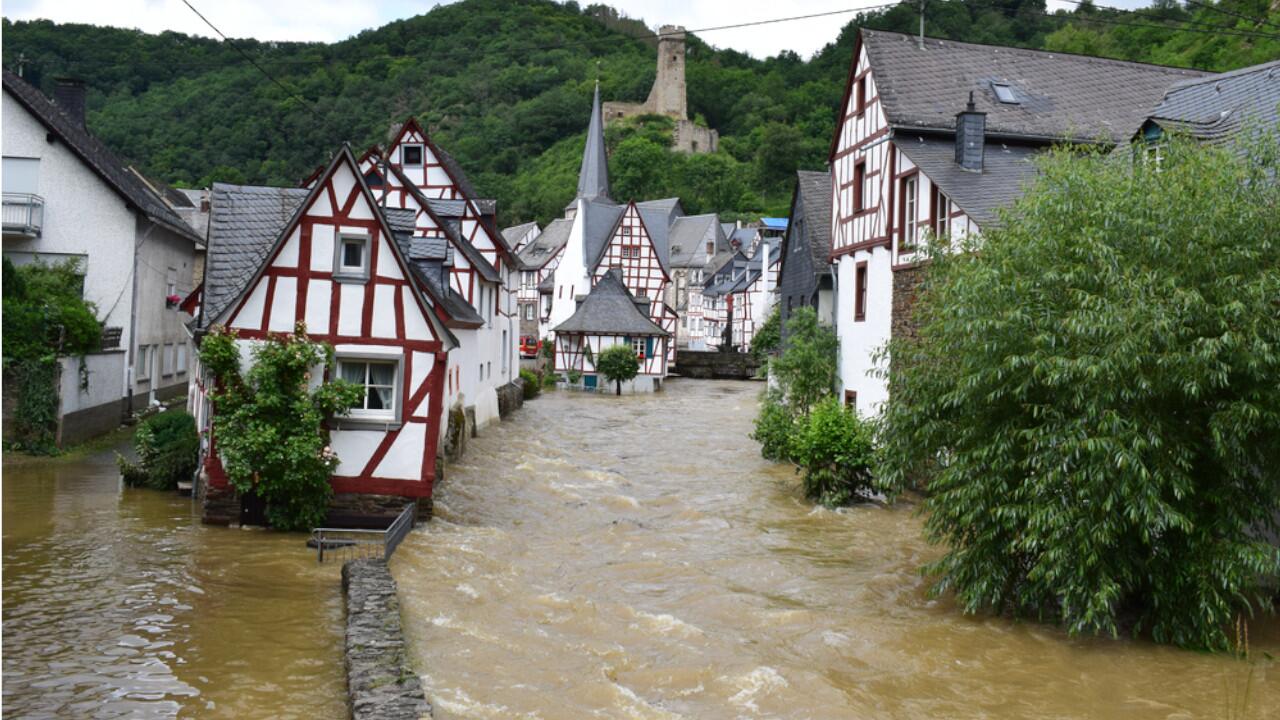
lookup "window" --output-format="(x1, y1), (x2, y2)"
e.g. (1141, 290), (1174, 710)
(479, 363), (484, 381)
(523, 303), (535, 320)
(854, 261), (867, 322)
(2, 157), (40, 194)
(401, 144), (424, 166)
(334, 234), (370, 281)
(706, 241), (714, 255)
(521, 271), (535, 289)
(177, 343), (188, 375)
(854, 161), (866, 212)
(632, 337), (645, 358)
(856, 75), (867, 114)
(166, 268), (177, 298)
(844, 390), (857, 409)
(161, 343), (173, 377)
(502, 330), (509, 375)
(932, 186), (950, 240)
(991, 83), (1018, 104)
(339, 359), (399, 421)
(136, 345), (150, 381)
(900, 176), (918, 250)
(636, 288), (647, 299)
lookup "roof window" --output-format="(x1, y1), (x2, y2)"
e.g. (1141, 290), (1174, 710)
(991, 83), (1019, 104)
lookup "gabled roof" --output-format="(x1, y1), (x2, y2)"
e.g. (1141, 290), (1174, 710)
(518, 217), (571, 269)
(384, 163), (501, 284)
(843, 29), (1206, 151)
(896, 135), (1041, 227)
(405, 260), (484, 329)
(636, 197), (684, 226)
(554, 269), (667, 336)
(2, 69), (203, 245)
(576, 82), (611, 202)
(1141, 60), (1280, 144)
(383, 207), (417, 235)
(201, 183), (309, 327)
(667, 213), (720, 268)
(502, 221), (540, 248)
(580, 200), (626, 270)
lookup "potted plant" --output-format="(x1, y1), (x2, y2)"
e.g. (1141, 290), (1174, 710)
(165, 293), (181, 309)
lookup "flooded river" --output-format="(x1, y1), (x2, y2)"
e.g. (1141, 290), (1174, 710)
(395, 379), (1279, 719)
(2, 443), (346, 718)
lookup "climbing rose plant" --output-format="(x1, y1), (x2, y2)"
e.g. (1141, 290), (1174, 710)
(876, 132), (1280, 650)
(199, 323), (364, 531)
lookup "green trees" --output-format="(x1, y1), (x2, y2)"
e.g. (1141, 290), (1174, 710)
(748, 307), (780, 365)
(752, 307), (875, 506)
(118, 411), (200, 490)
(876, 133), (1280, 650)
(595, 343), (640, 395)
(199, 324), (364, 531)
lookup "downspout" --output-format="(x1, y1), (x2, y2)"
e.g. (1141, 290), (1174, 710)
(127, 219), (159, 416)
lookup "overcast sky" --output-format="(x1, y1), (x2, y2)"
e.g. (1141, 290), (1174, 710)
(4, 0), (1154, 60)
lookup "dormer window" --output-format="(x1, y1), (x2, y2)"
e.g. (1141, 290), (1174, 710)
(401, 144), (424, 166)
(334, 233), (370, 281)
(991, 83), (1019, 104)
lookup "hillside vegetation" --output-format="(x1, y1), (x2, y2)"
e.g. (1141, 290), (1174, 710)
(3, 0), (1277, 226)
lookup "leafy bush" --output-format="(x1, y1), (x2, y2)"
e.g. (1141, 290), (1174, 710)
(541, 372), (559, 388)
(595, 343), (640, 395)
(5, 358), (60, 454)
(792, 397), (875, 507)
(876, 133), (1280, 650)
(752, 390), (797, 462)
(749, 307), (780, 365)
(520, 368), (541, 399)
(117, 411), (199, 490)
(199, 324), (364, 531)
(768, 306), (837, 418)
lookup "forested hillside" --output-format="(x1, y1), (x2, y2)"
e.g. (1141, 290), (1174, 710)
(3, 0), (1277, 225)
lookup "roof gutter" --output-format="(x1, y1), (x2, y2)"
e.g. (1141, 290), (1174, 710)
(890, 124), (1118, 148)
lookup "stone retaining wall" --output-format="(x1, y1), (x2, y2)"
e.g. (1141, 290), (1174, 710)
(342, 558), (431, 720)
(674, 350), (762, 380)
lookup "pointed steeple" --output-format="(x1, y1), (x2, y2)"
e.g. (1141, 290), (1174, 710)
(576, 81), (610, 202)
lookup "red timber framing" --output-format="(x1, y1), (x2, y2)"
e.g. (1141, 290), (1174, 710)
(829, 31), (895, 261)
(209, 146), (451, 499)
(591, 202), (679, 366)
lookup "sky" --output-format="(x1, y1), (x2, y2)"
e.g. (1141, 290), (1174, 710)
(3, 0), (1155, 60)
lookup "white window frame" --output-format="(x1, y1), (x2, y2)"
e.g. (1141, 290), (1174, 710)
(401, 144), (425, 167)
(902, 176), (919, 250)
(161, 342), (174, 378)
(934, 189), (950, 240)
(335, 353), (402, 427)
(136, 345), (150, 381)
(631, 337), (645, 357)
(176, 343), (188, 375)
(334, 233), (371, 282)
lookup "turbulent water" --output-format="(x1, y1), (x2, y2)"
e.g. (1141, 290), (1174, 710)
(395, 379), (1279, 719)
(2, 446), (346, 718)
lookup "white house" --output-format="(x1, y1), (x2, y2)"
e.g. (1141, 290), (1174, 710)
(827, 30), (1205, 414)
(3, 71), (204, 443)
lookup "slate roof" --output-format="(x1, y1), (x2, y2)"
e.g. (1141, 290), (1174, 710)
(409, 261), (484, 328)
(636, 197), (683, 226)
(383, 207), (417, 235)
(1142, 60), (1280, 144)
(792, 170), (832, 272)
(2, 69), (203, 245)
(538, 269), (556, 293)
(577, 82), (611, 202)
(384, 163), (501, 284)
(431, 142), (480, 200)
(860, 29), (1207, 145)
(518, 217), (571, 269)
(201, 183), (309, 327)
(667, 214), (719, 268)
(896, 135), (1042, 227)
(502, 221), (540, 248)
(554, 269), (667, 336)
(580, 200), (626, 271)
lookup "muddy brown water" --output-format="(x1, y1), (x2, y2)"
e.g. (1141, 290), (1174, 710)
(394, 379), (1279, 719)
(2, 444), (346, 718)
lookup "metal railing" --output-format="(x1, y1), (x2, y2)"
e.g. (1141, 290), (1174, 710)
(311, 502), (417, 564)
(2, 193), (45, 237)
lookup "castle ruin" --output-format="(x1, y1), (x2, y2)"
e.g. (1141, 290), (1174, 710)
(603, 26), (719, 154)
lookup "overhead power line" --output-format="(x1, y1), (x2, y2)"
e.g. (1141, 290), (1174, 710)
(1183, 0), (1280, 32)
(179, 0), (321, 116)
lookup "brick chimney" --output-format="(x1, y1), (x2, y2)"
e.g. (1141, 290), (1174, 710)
(53, 78), (87, 126)
(955, 91), (986, 172)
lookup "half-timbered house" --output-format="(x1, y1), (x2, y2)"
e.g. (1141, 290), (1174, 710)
(554, 269), (669, 393)
(191, 145), (457, 525)
(828, 29), (1205, 414)
(514, 217), (570, 346)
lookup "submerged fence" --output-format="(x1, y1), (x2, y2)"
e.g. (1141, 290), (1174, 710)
(311, 502), (416, 564)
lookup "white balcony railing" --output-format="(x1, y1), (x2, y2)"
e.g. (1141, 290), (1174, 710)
(2, 193), (45, 238)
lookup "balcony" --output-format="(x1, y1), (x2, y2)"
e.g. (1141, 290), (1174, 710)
(3, 193), (45, 238)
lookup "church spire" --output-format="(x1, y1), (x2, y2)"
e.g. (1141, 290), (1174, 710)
(576, 80), (610, 202)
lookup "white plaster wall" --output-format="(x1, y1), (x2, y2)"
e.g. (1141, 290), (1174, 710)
(836, 248), (892, 415)
(548, 199), (587, 332)
(130, 219), (199, 399)
(57, 351), (126, 414)
(3, 92), (138, 397)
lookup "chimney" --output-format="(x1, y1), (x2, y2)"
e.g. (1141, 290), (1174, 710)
(955, 91), (986, 172)
(53, 78), (87, 126)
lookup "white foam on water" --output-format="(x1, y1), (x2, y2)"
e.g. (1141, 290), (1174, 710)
(630, 610), (704, 639)
(725, 666), (788, 712)
(456, 583), (480, 600)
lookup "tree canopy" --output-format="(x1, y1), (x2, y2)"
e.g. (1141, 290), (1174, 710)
(876, 131), (1280, 650)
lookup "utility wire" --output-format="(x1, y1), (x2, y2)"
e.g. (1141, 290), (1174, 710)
(1183, 0), (1280, 32)
(179, 0), (322, 115)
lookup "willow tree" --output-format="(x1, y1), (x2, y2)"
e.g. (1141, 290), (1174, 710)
(877, 131), (1280, 650)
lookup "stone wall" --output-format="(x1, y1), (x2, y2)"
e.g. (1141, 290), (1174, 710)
(341, 559), (431, 720)
(674, 350), (762, 380)
(890, 265), (927, 362)
(495, 380), (524, 419)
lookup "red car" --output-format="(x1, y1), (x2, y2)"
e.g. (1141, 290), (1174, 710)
(520, 336), (541, 359)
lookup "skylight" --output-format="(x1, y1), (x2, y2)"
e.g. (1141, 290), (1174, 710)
(991, 83), (1019, 104)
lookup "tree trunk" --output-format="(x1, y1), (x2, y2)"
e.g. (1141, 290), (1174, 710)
(615, 380), (621, 395)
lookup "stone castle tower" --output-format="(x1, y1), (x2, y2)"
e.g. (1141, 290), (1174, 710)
(603, 25), (718, 154)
